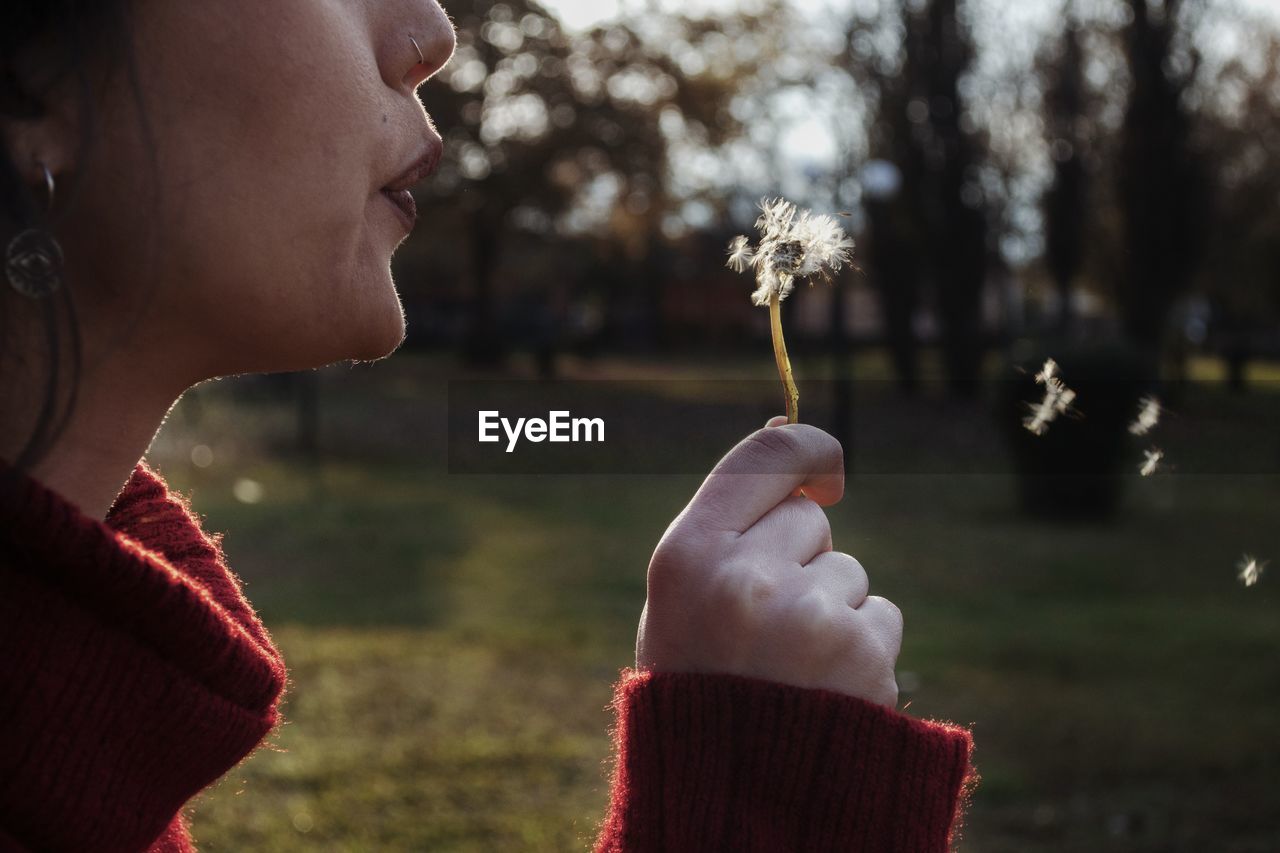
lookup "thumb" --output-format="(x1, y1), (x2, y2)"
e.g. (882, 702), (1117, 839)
(763, 414), (805, 497)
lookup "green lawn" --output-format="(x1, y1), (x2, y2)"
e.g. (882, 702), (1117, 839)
(150, 352), (1280, 852)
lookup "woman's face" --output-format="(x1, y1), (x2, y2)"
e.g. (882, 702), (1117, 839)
(21, 0), (456, 382)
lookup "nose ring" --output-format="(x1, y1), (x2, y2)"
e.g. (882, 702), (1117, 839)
(409, 35), (424, 66)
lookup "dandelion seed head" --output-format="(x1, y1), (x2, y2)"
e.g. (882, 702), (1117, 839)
(755, 197), (798, 238)
(750, 266), (795, 306)
(1129, 395), (1162, 436)
(1140, 447), (1163, 477)
(789, 210), (856, 279)
(726, 235), (754, 273)
(1238, 554), (1266, 587)
(735, 197), (856, 305)
(765, 239), (807, 276)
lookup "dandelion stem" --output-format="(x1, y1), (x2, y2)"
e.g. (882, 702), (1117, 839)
(769, 290), (799, 423)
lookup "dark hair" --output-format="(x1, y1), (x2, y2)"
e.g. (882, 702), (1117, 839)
(1, 2), (146, 489)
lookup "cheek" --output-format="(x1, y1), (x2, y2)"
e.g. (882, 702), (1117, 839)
(71, 137), (405, 375)
(171, 189), (405, 369)
(70, 0), (410, 373)
(171, 96), (406, 360)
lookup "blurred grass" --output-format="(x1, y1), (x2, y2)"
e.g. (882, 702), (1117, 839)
(149, 351), (1280, 852)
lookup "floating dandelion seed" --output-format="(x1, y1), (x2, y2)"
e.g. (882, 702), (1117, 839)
(1130, 395), (1162, 436)
(1140, 447), (1163, 476)
(1034, 358), (1060, 385)
(1023, 358), (1078, 436)
(1238, 555), (1266, 587)
(726, 196), (856, 423)
(725, 235), (754, 273)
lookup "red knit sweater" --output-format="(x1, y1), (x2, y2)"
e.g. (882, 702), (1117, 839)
(0, 459), (977, 852)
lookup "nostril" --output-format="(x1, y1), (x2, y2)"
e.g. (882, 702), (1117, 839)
(417, 14), (457, 74)
(404, 30), (455, 90)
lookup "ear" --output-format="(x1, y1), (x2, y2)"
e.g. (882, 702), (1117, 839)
(1, 44), (83, 193)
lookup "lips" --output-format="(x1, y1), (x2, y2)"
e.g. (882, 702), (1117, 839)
(381, 187), (418, 230)
(377, 132), (443, 232)
(383, 137), (444, 193)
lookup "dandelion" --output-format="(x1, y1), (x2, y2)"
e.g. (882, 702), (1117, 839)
(1238, 554), (1266, 587)
(1140, 447), (1162, 476)
(1023, 358), (1078, 436)
(725, 196), (856, 423)
(1129, 395), (1161, 436)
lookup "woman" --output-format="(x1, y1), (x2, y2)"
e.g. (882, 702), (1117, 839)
(0, 1), (976, 850)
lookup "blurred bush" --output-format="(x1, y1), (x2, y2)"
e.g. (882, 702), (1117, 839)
(999, 340), (1153, 520)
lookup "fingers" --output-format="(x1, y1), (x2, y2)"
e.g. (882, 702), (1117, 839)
(856, 595), (904, 661)
(685, 423), (845, 534)
(802, 549), (870, 608)
(763, 416), (804, 497)
(739, 495), (833, 565)
(762, 414), (803, 494)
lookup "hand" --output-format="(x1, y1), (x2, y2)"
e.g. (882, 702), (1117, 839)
(635, 416), (903, 709)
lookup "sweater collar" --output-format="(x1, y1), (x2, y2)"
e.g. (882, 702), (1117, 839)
(0, 457), (286, 710)
(0, 456), (287, 851)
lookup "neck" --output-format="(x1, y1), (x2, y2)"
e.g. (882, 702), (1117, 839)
(2, 339), (186, 523)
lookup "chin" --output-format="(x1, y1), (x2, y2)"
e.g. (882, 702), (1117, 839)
(344, 276), (409, 362)
(347, 309), (407, 362)
(264, 290), (407, 372)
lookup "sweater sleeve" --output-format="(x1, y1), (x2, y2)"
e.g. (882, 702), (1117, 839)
(592, 668), (977, 853)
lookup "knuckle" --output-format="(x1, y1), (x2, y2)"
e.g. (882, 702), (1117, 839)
(707, 565), (777, 619)
(792, 589), (855, 655)
(880, 676), (900, 709)
(809, 427), (845, 472)
(649, 537), (690, 578)
(792, 588), (831, 631)
(773, 495), (830, 536)
(747, 424), (842, 470)
(835, 552), (870, 600)
(845, 554), (869, 584)
(644, 555), (682, 604)
(887, 600), (904, 633)
(650, 515), (718, 573)
(647, 536), (703, 598)
(865, 595), (904, 632)
(792, 423), (843, 472)
(795, 495), (830, 527)
(745, 425), (802, 465)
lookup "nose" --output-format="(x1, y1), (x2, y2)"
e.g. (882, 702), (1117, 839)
(402, 1), (456, 90)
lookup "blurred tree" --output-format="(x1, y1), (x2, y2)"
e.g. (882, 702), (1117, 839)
(917, 0), (989, 395)
(1040, 10), (1090, 338)
(1116, 0), (1208, 358)
(860, 0), (988, 395)
(859, 7), (924, 393)
(413, 0), (771, 365)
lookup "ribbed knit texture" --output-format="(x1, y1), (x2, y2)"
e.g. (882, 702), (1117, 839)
(592, 668), (977, 852)
(0, 458), (288, 853)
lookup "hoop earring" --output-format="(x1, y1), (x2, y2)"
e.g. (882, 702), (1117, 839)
(5, 161), (64, 299)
